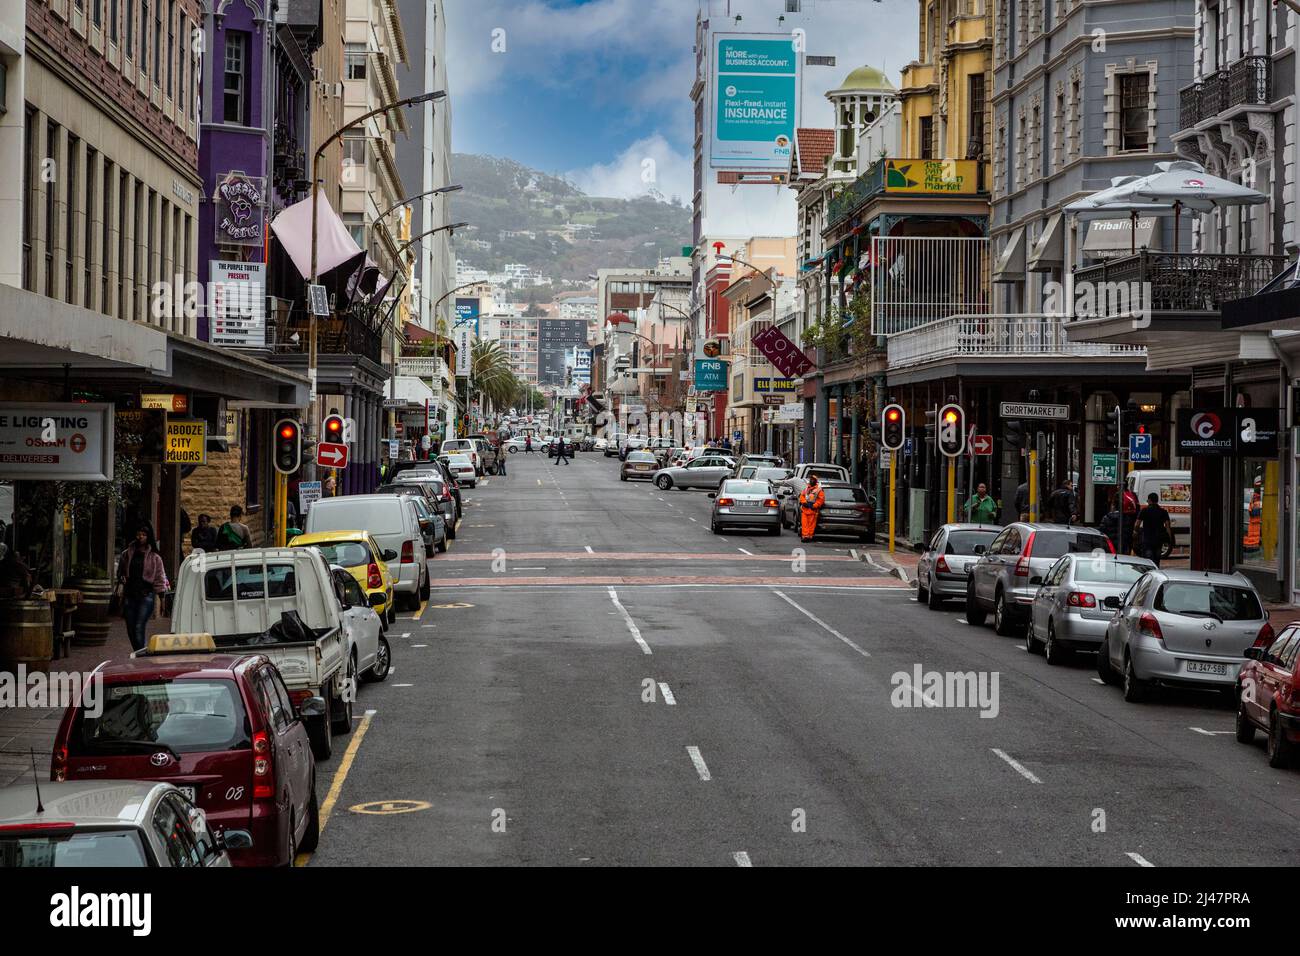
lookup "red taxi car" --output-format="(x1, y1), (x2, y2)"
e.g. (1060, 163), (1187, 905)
(1236, 621), (1300, 767)
(51, 633), (322, 866)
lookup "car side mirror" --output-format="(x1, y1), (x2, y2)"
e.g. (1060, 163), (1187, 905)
(368, 592), (386, 608)
(299, 696), (327, 719)
(1030, 576), (1043, 585)
(1243, 646), (1263, 660)
(382, 549), (398, 562)
(973, 544), (986, 554)
(216, 828), (254, 851)
(1103, 595), (1122, 610)
(708, 492), (717, 499)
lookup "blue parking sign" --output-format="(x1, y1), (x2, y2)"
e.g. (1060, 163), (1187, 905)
(1129, 432), (1152, 463)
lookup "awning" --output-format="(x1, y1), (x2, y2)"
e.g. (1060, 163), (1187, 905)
(1081, 216), (1159, 259)
(386, 375), (435, 406)
(1221, 259), (1300, 331)
(269, 191), (365, 280)
(1026, 214), (1063, 272)
(992, 228), (1025, 283)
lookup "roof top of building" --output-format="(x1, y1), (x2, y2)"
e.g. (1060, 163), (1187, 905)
(829, 64), (896, 94)
(794, 128), (836, 177)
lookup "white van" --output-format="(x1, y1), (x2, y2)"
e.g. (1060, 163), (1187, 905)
(304, 495), (429, 610)
(1126, 469), (1191, 547)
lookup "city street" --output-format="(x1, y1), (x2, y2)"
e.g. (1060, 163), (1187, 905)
(301, 451), (1300, 867)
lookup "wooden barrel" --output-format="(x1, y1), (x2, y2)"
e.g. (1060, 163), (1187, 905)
(0, 599), (53, 675)
(69, 577), (112, 646)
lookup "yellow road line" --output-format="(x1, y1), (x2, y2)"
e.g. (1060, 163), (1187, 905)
(295, 710), (375, 866)
(411, 599), (427, 620)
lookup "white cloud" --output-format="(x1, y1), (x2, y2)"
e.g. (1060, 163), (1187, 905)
(567, 134), (693, 202)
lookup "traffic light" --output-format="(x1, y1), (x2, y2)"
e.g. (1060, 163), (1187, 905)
(323, 413), (345, 444)
(1005, 419), (1025, 448)
(273, 418), (302, 474)
(881, 403), (905, 451)
(1105, 405), (1121, 448)
(938, 403), (965, 457)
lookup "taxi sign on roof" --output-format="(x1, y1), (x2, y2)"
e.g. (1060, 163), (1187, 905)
(147, 633), (216, 654)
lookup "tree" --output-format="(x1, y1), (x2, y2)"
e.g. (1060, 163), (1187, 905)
(469, 340), (519, 414)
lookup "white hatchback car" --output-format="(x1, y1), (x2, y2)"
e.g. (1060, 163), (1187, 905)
(445, 453), (477, 487)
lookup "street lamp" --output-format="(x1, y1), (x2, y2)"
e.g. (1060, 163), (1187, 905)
(396, 222), (470, 259)
(376, 184), (463, 223)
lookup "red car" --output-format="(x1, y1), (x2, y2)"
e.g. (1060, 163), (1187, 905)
(1236, 621), (1300, 767)
(51, 634), (321, 866)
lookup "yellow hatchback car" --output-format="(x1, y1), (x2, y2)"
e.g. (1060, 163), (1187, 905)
(291, 530), (396, 628)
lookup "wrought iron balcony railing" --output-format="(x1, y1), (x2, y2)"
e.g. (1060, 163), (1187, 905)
(887, 313), (1145, 369)
(1071, 251), (1285, 319)
(270, 301), (386, 365)
(1178, 56), (1272, 130)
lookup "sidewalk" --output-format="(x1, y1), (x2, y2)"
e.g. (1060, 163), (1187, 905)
(0, 613), (170, 788)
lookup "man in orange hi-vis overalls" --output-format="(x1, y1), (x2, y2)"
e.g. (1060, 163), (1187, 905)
(800, 474), (825, 543)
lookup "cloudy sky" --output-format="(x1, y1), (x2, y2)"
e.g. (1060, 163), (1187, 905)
(444, 0), (919, 203)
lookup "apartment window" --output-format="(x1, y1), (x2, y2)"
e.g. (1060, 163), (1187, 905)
(148, 191), (157, 308)
(84, 147), (95, 308)
(118, 173), (128, 318)
(126, 0), (134, 58)
(1069, 78), (1081, 160)
(22, 108), (35, 291)
(45, 122), (57, 298)
(1029, 105), (1040, 182)
(1119, 72), (1151, 152)
(153, 0), (162, 82)
(102, 160), (113, 313)
(1238, 0), (1249, 57)
(919, 115), (934, 159)
(1053, 90), (1065, 170)
(94, 0), (101, 27)
(134, 186), (143, 320)
(224, 32), (246, 124)
(110, 0), (117, 42)
(167, 1), (174, 97)
(968, 74), (986, 159)
(342, 135), (366, 183)
(140, 0), (148, 74)
(345, 43), (367, 80)
(66, 136), (77, 303)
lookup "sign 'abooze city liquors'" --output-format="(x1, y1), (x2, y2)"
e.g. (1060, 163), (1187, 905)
(0, 403), (115, 481)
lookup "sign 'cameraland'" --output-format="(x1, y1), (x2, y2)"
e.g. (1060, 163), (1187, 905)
(164, 419), (208, 465)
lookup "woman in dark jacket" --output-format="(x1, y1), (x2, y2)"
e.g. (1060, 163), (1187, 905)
(116, 524), (170, 651)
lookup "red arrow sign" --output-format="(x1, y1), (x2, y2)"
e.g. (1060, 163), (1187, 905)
(970, 434), (993, 456)
(316, 442), (349, 468)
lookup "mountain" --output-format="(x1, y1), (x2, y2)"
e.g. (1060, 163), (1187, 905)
(449, 154), (692, 285)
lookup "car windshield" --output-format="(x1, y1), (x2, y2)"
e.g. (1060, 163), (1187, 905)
(946, 530), (998, 554)
(1156, 583), (1263, 621)
(0, 829), (149, 867)
(305, 541), (372, 567)
(754, 468), (793, 480)
(204, 564), (296, 600)
(823, 487), (866, 502)
(1029, 530), (1111, 559)
(1073, 560), (1151, 585)
(70, 680), (247, 755)
(721, 481), (772, 495)
(628, 452), (656, 462)
(807, 468), (844, 481)
(447, 455), (472, 466)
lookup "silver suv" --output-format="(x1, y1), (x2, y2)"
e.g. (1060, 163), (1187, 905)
(965, 522), (1113, 635)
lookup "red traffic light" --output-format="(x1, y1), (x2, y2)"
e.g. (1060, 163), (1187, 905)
(886, 409), (901, 422)
(279, 424), (296, 439)
(943, 411), (958, 424)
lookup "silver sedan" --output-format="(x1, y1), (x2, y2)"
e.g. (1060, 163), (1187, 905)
(1097, 569), (1272, 702)
(1027, 553), (1154, 664)
(708, 479), (781, 534)
(653, 454), (736, 490)
(916, 524), (1000, 610)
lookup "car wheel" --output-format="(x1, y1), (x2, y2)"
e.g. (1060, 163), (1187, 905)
(1267, 708), (1292, 768)
(656, 475), (673, 490)
(284, 813), (298, 868)
(364, 635), (392, 683)
(446, 521), (457, 540)
(1025, 622), (1042, 655)
(330, 656), (355, 735)
(1122, 652), (1148, 703)
(620, 474), (628, 481)
(926, 576), (944, 611)
(917, 577), (929, 604)
(386, 603), (396, 627)
(993, 591), (1019, 636)
(435, 538), (448, 554)
(509, 446), (517, 454)
(965, 579), (987, 626)
(298, 774), (320, 853)
(710, 519), (721, 534)
(1044, 621), (1068, 665)
(1234, 688), (1256, 744)
(420, 571), (431, 601)
(1096, 636), (1118, 685)
(308, 695), (333, 761)
(768, 524), (780, 536)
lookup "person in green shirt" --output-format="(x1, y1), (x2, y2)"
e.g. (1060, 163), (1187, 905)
(964, 482), (1000, 525)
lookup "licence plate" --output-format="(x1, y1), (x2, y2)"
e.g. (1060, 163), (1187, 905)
(1186, 661), (1228, 676)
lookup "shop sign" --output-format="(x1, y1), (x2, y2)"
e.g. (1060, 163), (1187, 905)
(1176, 408), (1279, 457)
(214, 172), (266, 246)
(298, 481), (322, 513)
(141, 393), (189, 413)
(209, 261), (266, 348)
(164, 419), (207, 465)
(754, 377), (797, 393)
(0, 403), (114, 481)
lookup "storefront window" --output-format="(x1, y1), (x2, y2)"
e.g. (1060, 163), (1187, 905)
(1237, 457), (1279, 567)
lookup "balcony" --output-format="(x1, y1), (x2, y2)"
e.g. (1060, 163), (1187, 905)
(888, 313), (1145, 369)
(1071, 251), (1285, 319)
(270, 301), (385, 365)
(1178, 56), (1272, 130)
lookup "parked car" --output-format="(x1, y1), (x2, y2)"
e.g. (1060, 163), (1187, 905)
(406, 494), (447, 556)
(464, 436), (501, 474)
(778, 463), (852, 507)
(653, 454), (737, 490)
(916, 524), (1001, 610)
(389, 461), (463, 518)
(966, 523), (1114, 635)
(0, 781), (251, 867)
(751, 466), (794, 483)
(1097, 569), (1273, 703)
(305, 494), (430, 611)
(618, 436), (647, 461)
(51, 634), (319, 866)
(732, 453), (785, 477)
(1027, 553), (1155, 663)
(1236, 621), (1300, 767)
(380, 477), (458, 539)
(443, 453), (478, 488)
(290, 530), (397, 628)
(708, 479), (781, 535)
(779, 480), (874, 541)
(441, 438), (486, 476)
(603, 433), (626, 458)
(620, 450), (660, 481)
(594, 436), (609, 452)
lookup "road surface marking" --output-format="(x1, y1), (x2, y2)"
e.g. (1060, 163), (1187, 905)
(686, 746), (711, 781)
(400, 632), (410, 639)
(990, 748), (1042, 784)
(1190, 727), (1234, 736)
(860, 551), (891, 573)
(1090, 678), (1106, 685)
(536, 479), (542, 486)
(658, 682), (676, 705)
(411, 600), (427, 620)
(733, 851), (752, 867)
(513, 566), (547, 571)
(296, 709), (376, 865)
(688, 517), (697, 522)
(738, 548), (754, 555)
(954, 618), (968, 625)
(349, 799), (432, 815)
(772, 590), (870, 658)
(411, 644), (428, 648)
(393, 683), (413, 687)
(608, 587), (652, 655)
(585, 546), (595, 553)
(1126, 852), (1155, 867)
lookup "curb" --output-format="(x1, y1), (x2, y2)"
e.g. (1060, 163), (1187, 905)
(853, 548), (914, 585)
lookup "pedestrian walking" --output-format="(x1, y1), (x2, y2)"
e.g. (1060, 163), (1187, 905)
(799, 474), (825, 543)
(1014, 481), (1030, 521)
(1047, 479), (1077, 524)
(525, 435), (534, 454)
(554, 437), (570, 465)
(217, 505), (253, 550)
(963, 482), (999, 525)
(497, 440), (508, 476)
(1133, 492), (1172, 566)
(190, 513), (218, 551)
(116, 524), (169, 652)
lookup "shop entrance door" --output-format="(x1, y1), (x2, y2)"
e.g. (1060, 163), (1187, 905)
(1191, 456), (1226, 571)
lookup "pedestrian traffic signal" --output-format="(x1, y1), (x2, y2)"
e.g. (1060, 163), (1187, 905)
(881, 403), (905, 451)
(273, 419), (302, 474)
(1005, 419), (1025, 448)
(1105, 406), (1121, 448)
(938, 403), (965, 457)
(323, 414), (345, 444)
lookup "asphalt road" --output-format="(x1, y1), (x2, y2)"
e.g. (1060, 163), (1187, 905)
(302, 449), (1300, 867)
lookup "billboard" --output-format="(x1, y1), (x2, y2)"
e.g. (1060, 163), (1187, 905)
(452, 297), (480, 378)
(538, 319), (587, 386)
(710, 34), (799, 171)
(694, 359), (729, 391)
(208, 261), (266, 348)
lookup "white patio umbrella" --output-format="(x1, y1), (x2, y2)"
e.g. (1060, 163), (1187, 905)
(1108, 161), (1266, 253)
(1065, 174), (1213, 255)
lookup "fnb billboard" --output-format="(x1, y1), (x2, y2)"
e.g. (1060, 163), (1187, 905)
(711, 34), (799, 170)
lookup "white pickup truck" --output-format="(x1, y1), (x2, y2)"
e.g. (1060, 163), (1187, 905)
(170, 548), (373, 760)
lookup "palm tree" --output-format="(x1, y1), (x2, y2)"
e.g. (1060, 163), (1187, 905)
(470, 340), (518, 415)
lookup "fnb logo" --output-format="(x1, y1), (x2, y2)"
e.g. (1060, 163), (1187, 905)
(1190, 411), (1221, 437)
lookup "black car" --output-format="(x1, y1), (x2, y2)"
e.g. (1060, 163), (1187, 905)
(780, 481), (875, 542)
